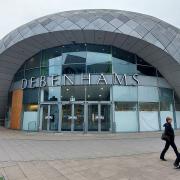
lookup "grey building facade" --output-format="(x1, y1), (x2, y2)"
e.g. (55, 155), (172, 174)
(0, 9), (180, 132)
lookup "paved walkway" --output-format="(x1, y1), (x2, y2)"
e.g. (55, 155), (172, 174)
(0, 127), (179, 180)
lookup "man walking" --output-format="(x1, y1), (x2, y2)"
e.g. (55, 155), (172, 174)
(160, 117), (179, 167)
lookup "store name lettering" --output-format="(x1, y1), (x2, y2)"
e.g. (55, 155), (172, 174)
(21, 73), (139, 89)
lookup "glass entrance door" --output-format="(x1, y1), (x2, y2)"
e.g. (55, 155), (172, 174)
(88, 103), (110, 132)
(41, 104), (59, 131)
(88, 104), (98, 131)
(62, 104), (71, 131)
(62, 103), (84, 131)
(74, 104), (84, 131)
(101, 105), (110, 131)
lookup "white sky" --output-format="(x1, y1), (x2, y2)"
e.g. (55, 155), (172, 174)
(0, 0), (180, 39)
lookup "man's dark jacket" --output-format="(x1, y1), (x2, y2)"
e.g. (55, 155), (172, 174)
(164, 122), (175, 141)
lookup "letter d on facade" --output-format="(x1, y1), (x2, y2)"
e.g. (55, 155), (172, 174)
(21, 79), (28, 89)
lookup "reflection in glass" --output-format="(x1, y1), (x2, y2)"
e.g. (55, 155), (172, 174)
(74, 104), (84, 131)
(113, 86), (137, 102)
(14, 70), (24, 81)
(25, 68), (40, 79)
(139, 102), (159, 111)
(26, 53), (41, 69)
(112, 46), (135, 64)
(42, 105), (48, 131)
(88, 104), (98, 131)
(41, 66), (61, 76)
(23, 104), (38, 131)
(43, 87), (60, 101)
(138, 86), (159, 102)
(115, 102), (137, 111)
(62, 104), (71, 131)
(41, 47), (62, 67)
(137, 65), (157, 76)
(86, 86), (110, 101)
(101, 105), (110, 131)
(112, 57), (136, 75)
(49, 105), (59, 131)
(23, 88), (39, 104)
(159, 88), (174, 128)
(86, 52), (112, 73)
(62, 64), (86, 74)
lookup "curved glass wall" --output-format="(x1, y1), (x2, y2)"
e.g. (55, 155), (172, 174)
(13, 43), (162, 82)
(10, 43), (178, 133)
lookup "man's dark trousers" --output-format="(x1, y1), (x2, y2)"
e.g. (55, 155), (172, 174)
(161, 139), (179, 158)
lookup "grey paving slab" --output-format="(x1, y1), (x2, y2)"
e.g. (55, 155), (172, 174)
(0, 128), (179, 179)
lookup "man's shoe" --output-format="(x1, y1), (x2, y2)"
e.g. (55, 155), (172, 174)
(174, 161), (179, 167)
(160, 157), (167, 161)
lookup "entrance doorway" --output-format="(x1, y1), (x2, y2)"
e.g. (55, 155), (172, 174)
(41, 104), (59, 131)
(61, 103), (84, 131)
(88, 103), (110, 132)
(40, 102), (111, 132)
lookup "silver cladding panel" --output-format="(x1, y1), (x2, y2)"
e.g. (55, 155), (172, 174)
(0, 9), (180, 118)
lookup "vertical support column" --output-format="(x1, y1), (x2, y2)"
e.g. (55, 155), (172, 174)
(58, 103), (62, 132)
(137, 86), (140, 132)
(40, 88), (44, 102)
(71, 103), (74, 131)
(39, 105), (43, 131)
(111, 102), (115, 133)
(47, 105), (50, 131)
(84, 102), (88, 133)
(98, 103), (101, 132)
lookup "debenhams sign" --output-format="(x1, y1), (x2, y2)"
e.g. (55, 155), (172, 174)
(21, 73), (139, 89)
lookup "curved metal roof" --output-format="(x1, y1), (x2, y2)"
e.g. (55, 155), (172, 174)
(0, 9), (180, 118)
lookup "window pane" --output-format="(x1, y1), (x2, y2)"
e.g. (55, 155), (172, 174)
(87, 44), (111, 54)
(138, 86), (159, 102)
(25, 68), (40, 79)
(26, 53), (41, 69)
(139, 102), (159, 132)
(112, 46), (135, 64)
(23, 104), (38, 131)
(175, 94), (180, 111)
(41, 66), (61, 76)
(137, 65), (157, 76)
(112, 57), (137, 74)
(86, 52), (111, 64)
(87, 63), (112, 73)
(113, 86), (137, 101)
(62, 44), (86, 53)
(115, 102), (137, 111)
(86, 86), (110, 101)
(159, 88), (173, 102)
(62, 64), (86, 74)
(139, 102), (159, 111)
(136, 56), (152, 66)
(61, 86), (85, 101)
(43, 87), (60, 101)
(41, 47), (62, 67)
(14, 70), (24, 81)
(62, 51), (86, 64)
(160, 102), (173, 111)
(23, 89), (39, 104)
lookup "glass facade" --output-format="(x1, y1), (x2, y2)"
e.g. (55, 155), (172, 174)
(9, 43), (179, 132)
(13, 43), (162, 82)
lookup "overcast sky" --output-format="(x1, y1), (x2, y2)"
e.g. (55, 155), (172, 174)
(0, 0), (180, 39)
